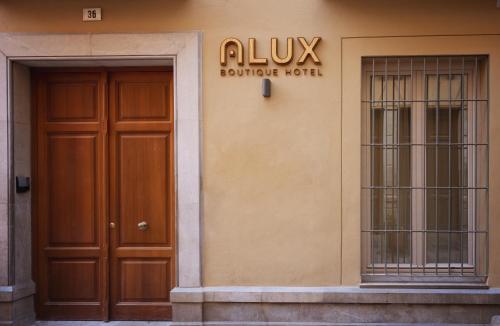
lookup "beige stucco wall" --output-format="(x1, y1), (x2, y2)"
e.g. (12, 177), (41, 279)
(1, 0), (500, 287)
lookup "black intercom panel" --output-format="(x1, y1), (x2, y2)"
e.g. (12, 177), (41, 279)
(16, 176), (30, 193)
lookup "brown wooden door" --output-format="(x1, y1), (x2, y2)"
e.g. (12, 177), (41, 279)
(108, 71), (175, 320)
(33, 69), (175, 321)
(33, 71), (108, 320)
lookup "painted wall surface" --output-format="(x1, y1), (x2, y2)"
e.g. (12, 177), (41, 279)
(1, 0), (500, 287)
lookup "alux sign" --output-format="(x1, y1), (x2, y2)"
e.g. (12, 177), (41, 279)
(220, 37), (322, 77)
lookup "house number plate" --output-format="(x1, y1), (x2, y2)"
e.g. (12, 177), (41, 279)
(83, 8), (102, 21)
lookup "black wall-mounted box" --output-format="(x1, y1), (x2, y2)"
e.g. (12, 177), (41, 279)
(16, 176), (30, 193)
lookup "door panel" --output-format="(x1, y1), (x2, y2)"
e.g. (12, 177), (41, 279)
(118, 134), (171, 245)
(47, 134), (98, 245)
(109, 71), (175, 320)
(48, 259), (99, 301)
(34, 71), (107, 320)
(117, 81), (171, 120)
(47, 82), (98, 121)
(119, 259), (172, 301)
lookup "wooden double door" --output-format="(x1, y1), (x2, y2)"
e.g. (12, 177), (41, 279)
(33, 68), (175, 320)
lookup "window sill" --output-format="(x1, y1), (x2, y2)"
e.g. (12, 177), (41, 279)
(362, 274), (487, 284)
(360, 282), (489, 289)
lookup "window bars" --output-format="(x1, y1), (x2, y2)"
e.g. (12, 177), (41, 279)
(361, 56), (488, 283)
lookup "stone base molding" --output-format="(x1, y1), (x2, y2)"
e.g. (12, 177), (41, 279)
(0, 283), (35, 326)
(170, 286), (500, 325)
(170, 322), (500, 326)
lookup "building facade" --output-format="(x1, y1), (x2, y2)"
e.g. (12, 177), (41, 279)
(0, 0), (500, 325)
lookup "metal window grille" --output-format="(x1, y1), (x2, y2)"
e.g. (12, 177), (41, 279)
(361, 56), (488, 283)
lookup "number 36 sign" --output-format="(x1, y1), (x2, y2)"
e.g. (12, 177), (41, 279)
(83, 8), (102, 21)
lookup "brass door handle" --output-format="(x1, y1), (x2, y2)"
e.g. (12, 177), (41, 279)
(138, 221), (149, 231)
(109, 222), (116, 229)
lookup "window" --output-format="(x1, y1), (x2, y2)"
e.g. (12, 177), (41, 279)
(361, 56), (488, 283)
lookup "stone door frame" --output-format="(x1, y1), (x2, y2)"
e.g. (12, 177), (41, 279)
(0, 32), (202, 324)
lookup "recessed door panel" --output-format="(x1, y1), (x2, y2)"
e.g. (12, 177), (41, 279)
(117, 81), (170, 120)
(48, 259), (99, 301)
(47, 134), (97, 245)
(118, 134), (170, 245)
(119, 259), (172, 302)
(47, 81), (98, 121)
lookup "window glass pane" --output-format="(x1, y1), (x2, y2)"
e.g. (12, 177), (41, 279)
(370, 75), (411, 264)
(425, 88), (468, 264)
(427, 74), (467, 108)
